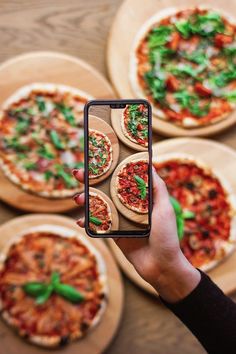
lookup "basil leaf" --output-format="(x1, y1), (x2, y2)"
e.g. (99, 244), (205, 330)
(54, 283), (84, 303)
(176, 216), (185, 241)
(170, 196), (182, 215)
(51, 271), (60, 285)
(36, 284), (53, 305)
(182, 210), (195, 219)
(23, 282), (48, 297)
(50, 130), (65, 150)
(90, 215), (103, 226)
(211, 70), (236, 88)
(134, 175), (147, 200)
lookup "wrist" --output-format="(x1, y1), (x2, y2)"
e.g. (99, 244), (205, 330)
(153, 252), (201, 303)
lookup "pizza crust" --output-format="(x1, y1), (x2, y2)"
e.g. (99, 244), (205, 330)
(0, 83), (93, 198)
(153, 152), (236, 272)
(0, 224), (108, 347)
(129, 6), (236, 128)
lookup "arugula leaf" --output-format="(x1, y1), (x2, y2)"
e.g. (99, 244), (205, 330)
(210, 70), (236, 88)
(36, 96), (46, 112)
(174, 90), (210, 117)
(89, 215), (103, 226)
(182, 50), (208, 65)
(175, 20), (191, 38)
(149, 46), (175, 65)
(37, 145), (55, 160)
(16, 118), (30, 133)
(148, 25), (173, 48)
(5, 137), (29, 152)
(191, 12), (225, 37)
(50, 130), (65, 150)
(23, 161), (37, 171)
(56, 104), (76, 126)
(55, 165), (77, 188)
(170, 64), (198, 79)
(144, 70), (166, 102)
(223, 90), (236, 101)
(44, 170), (54, 181)
(134, 175), (147, 200)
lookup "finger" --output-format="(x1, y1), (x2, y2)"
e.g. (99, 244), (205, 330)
(73, 192), (85, 206)
(76, 217), (85, 228)
(114, 237), (148, 255)
(72, 168), (84, 183)
(152, 166), (171, 209)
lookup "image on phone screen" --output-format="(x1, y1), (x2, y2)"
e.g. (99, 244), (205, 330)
(84, 100), (152, 237)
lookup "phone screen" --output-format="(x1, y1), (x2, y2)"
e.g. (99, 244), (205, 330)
(84, 100), (152, 237)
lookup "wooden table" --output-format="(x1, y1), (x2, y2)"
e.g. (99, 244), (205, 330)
(1, 1), (236, 353)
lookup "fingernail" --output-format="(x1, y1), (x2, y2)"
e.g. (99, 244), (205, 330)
(72, 169), (78, 177)
(73, 193), (80, 200)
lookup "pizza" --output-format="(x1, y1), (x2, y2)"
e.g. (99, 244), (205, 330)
(89, 192), (112, 233)
(130, 7), (236, 128)
(153, 154), (236, 271)
(121, 104), (148, 147)
(0, 227), (107, 347)
(0, 83), (93, 198)
(88, 129), (113, 179)
(116, 160), (149, 213)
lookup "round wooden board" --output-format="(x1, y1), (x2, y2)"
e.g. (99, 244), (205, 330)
(111, 108), (147, 151)
(110, 152), (149, 225)
(0, 214), (124, 354)
(108, 138), (236, 296)
(107, 0), (236, 137)
(89, 115), (120, 185)
(0, 51), (116, 212)
(90, 187), (119, 231)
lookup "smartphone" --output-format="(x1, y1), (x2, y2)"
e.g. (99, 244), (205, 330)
(84, 99), (152, 237)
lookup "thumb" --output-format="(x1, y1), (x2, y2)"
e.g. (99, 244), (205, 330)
(152, 166), (171, 212)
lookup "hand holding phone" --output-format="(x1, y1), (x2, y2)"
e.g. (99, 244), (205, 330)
(84, 100), (152, 237)
(73, 167), (200, 303)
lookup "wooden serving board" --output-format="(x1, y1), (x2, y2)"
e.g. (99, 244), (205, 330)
(0, 214), (124, 354)
(107, 0), (236, 137)
(89, 115), (119, 185)
(0, 51), (116, 212)
(108, 138), (236, 296)
(110, 152), (149, 225)
(111, 108), (147, 151)
(90, 187), (119, 231)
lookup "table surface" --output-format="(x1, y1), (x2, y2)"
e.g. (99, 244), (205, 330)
(1, 1), (236, 353)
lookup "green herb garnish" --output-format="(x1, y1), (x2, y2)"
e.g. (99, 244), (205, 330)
(56, 104), (76, 126)
(170, 196), (195, 240)
(134, 175), (147, 200)
(23, 272), (84, 305)
(36, 96), (46, 112)
(50, 130), (65, 150)
(89, 215), (103, 226)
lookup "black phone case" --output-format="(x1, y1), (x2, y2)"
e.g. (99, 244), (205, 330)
(84, 99), (153, 238)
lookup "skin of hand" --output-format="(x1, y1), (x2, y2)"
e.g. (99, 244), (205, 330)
(72, 168), (200, 303)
